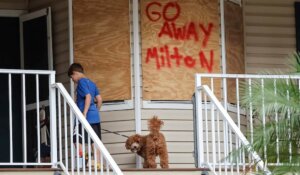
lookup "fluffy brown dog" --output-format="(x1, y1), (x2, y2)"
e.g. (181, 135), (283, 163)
(125, 116), (169, 168)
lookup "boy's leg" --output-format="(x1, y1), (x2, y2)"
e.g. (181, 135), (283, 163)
(91, 123), (102, 168)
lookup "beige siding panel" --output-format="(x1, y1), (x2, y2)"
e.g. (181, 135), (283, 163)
(246, 26), (295, 35)
(101, 110), (135, 122)
(105, 143), (130, 154)
(142, 109), (193, 120)
(28, 0), (51, 11)
(0, 0), (27, 9)
(167, 142), (194, 153)
(112, 154), (136, 165)
(245, 16), (294, 26)
(246, 36), (295, 45)
(140, 131), (194, 142)
(102, 120), (135, 132)
(244, 0), (296, 73)
(245, 5), (293, 16)
(247, 46), (295, 55)
(102, 132), (135, 143)
(246, 0), (295, 6)
(141, 120), (193, 131)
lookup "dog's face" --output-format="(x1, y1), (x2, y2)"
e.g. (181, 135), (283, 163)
(125, 134), (143, 153)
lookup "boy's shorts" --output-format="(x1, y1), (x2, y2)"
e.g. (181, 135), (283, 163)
(73, 123), (101, 144)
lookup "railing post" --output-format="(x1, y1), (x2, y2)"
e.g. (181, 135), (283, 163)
(49, 72), (57, 168)
(195, 74), (204, 167)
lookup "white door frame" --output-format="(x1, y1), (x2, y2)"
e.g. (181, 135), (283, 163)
(19, 7), (53, 70)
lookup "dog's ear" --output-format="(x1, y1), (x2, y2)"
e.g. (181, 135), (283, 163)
(160, 119), (164, 126)
(125, 138), (130, 150)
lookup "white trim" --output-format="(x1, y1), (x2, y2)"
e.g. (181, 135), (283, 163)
(19, 8), (53, 70)
(47, 7), (53, 70)
(220, 0), (226, 74)
(68, 0), (75, 98)
(0, 10), (26, 17)
(132, 0), (142, 168)
(143, 100), (193, 109)
(101, 100), (133, 111)
(19, 8), (47, 22)
(229, 0), (242, 6)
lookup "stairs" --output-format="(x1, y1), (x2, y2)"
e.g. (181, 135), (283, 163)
(0, 168), (211, 175)
(0, 168), (61, 175)
(123, 168), (210, 175)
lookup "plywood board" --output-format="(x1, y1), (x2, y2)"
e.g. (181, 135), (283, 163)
(73, 0), (131, 101)
(225, 1), (245, 103)
(141, 0), (221, 100)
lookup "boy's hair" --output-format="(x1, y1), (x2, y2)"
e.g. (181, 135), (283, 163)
(68, 63), (84, 77)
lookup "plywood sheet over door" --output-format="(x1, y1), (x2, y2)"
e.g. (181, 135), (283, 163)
(225, 1), (245, 103)
(73, 0), (131, 101)
(141, 0), (221, 100)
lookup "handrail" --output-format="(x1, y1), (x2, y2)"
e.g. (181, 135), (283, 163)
(53, 83), (123, 175)
(196, 85), (271, 175)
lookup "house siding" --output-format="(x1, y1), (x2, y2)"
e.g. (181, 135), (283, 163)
(244, 0), (296, 73)
(0, 0), (27, 10)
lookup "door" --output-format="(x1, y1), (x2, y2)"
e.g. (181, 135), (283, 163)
(0, 15), (23, 163)
(19, 8), (53, 162)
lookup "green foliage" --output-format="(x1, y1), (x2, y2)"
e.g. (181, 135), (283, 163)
(238, 53), (300, 174)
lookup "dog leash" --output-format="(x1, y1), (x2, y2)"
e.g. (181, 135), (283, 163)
(101, 128), (129, 138)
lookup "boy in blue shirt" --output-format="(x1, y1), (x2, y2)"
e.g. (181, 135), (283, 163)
(68, 63), (102, 167)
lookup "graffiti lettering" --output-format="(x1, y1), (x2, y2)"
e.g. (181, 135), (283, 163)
(146, 1), (181, 22)
(146, 45), (214, 72)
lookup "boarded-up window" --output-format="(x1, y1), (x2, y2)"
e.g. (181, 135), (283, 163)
(141, 0), (221, 100)
(73, 0), (131, 101)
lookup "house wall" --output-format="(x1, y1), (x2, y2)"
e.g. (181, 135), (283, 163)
(0, 0), (28, 10)
(28, 0), (70, 90)
(244, 0), (296, 73)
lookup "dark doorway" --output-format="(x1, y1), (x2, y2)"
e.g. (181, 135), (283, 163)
(0, 17), (23, 162)
(20, 9), (52, 162)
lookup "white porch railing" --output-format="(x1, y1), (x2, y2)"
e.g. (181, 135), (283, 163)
(0, 69), (56, 167)
(195, 73), (300, 174)
(0, 69), (122, 175)
(53, 83), (123, 175)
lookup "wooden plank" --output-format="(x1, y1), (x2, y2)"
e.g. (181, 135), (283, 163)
(224, 1), (245, 104)
(73, 0), (131, 101)
(141, 0), (221, 100)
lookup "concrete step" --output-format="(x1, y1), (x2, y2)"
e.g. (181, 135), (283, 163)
(122, 168), (210, 175)
(0, 168), (61, 175)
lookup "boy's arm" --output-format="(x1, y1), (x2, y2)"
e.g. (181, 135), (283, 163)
(83, 94), (91, 117)
(95, 95), (102, 110)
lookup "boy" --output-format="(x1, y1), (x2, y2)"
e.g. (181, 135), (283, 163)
(68, 63), (102, 167)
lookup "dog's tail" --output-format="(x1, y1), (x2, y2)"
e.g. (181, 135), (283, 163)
(148, 116), (164, 133)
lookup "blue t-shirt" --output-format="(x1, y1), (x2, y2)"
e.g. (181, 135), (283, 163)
(76, 78), (100, 124)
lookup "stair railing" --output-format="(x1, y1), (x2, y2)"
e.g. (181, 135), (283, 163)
(52, 83), (123, 175)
